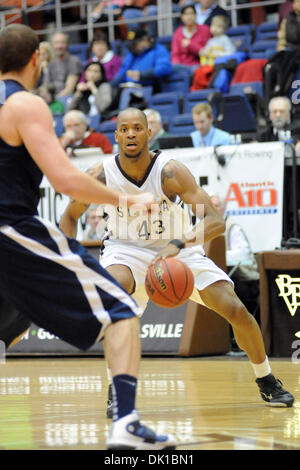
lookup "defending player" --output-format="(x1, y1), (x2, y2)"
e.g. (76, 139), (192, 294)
(0, 25), (176, 450)
(60, 107), (295, 416)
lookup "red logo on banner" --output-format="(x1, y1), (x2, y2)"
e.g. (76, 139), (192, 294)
(225, 182), (278, 215)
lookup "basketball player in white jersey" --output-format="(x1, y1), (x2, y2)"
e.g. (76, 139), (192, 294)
(60, 108), (294, 415)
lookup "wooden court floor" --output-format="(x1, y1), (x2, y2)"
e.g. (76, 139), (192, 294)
(0, 356), (299, 451)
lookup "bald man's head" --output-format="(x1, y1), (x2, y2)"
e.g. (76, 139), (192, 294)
(115, 107), (151, 160)
(116, 108), (148, 129)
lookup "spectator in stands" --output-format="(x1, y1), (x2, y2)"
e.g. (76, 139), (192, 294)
(256, 96), (300, 143)
(193, 0), (229, 26)
(35, 83), (65, 115)
(82, 205), (104, 241)
(199, 15), (236, 65)
(91, 0), (147, 39)
(110, 28), (173, 93)
(191, 102), (232, 147)
(48, 32), (83, 98)
(37, 41), (54, 87)
(83, 33), (122, 82)
(60, 110), (113, 157)
(171, 5), (211, 72)
(68, 61), (113, 117)
(144, 108), (169, 150)
(277, 0), (300, 50)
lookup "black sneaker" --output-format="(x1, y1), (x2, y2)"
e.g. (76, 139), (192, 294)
(256, 373), (294, 407)
(106, 383), (113, 419)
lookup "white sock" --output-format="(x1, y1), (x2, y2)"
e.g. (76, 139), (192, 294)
(106, 366), (112, 384)
(251, 356), (271, 378)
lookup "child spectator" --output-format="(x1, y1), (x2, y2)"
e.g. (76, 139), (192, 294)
(199, 15), (236, 66)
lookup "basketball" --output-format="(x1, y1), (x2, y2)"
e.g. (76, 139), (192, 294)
(145, 257), (194, 308)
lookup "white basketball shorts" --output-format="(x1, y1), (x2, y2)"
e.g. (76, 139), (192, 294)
(100, 243), (233, 313)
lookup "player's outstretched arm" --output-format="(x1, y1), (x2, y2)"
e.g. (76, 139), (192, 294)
(10, 93), (155, 210)
(59, 163), (105, 238)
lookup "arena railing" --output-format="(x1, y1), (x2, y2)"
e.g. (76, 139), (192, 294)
(0, 0), (284, 42)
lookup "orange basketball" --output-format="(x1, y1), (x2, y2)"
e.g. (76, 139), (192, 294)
(145, 257), (194, 308)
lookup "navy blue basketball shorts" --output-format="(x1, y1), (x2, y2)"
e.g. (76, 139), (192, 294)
(0, 216), (142, 351)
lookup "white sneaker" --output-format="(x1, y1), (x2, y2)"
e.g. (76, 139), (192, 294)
(106, 411), (177, 450)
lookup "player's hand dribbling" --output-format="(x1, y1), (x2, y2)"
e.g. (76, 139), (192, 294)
(151, 243), (180, 264)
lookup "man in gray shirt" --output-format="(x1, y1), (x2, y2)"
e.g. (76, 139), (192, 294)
(48, 32), (83, 97)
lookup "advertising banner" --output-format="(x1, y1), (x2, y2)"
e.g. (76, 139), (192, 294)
(6, 143), (286, 356)
(38, 142), (285, 251)
(269, 270), (300, 357)
(8, 301), (188, 356)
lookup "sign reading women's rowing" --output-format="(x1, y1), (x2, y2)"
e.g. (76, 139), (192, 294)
(38, 142), (285, 252)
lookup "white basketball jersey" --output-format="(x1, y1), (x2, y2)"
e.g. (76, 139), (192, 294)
(102, 151), (192, 249)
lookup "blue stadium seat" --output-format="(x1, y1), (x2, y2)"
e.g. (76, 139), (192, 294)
(227, 25), (254, 52)
(157, 35), (173, 51)
(69, 43), (89, 63)
(111, 39), (122, 56)
(249, 40), (277, 59)
(56, 94), (72, 110)
(183, 89), (216, 113)
(214, 94), (256, 133)
(255, 22), (278, 41)
(53, 115), (64, 137)
(168, 113), (194, 135)
(88, 114), (101, 131)
(98, 120), (117, 145)
(227, 24), (254, 36)
(148, 92), (180, 121)
(122, 8), (144, 31)
(161, 70), (190, 95)
(229, 81), (264, 98)
(228, 35), (252, 52)
(119, 86), (153, 110)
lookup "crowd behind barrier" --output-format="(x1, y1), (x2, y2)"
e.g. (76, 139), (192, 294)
(2, 1), (300, 357)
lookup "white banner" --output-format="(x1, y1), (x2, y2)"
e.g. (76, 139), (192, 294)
(38, 142), (285, 252)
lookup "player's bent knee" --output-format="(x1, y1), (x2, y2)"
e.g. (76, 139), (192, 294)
(106, 264), (135, 294)
(229, 300), (253, 329)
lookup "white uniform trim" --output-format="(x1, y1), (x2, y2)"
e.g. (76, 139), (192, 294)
(0, 217), (142, 340)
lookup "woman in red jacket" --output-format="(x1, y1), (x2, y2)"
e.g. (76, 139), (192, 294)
(171, 4), (211, 73)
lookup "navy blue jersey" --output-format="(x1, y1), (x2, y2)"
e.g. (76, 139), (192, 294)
(0, 80), (43, 225)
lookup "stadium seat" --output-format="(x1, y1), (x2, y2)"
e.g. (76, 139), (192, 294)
(249, 40), (277, 59)
(53, 115), (64, 138)
(148, 92), (180, 121)
(227, 24), (254, 36)
(227, 25), (254, 52)
(122, 8), (144, 31)
(69, 43), (89, 63)
(229, 81), (264, 98)
(183, 89), (216, 113)
(168, 113), (195, 135)
(229, 35), (252, 53)
(88, 114), (101, 131)
(56, 94), (72, 110)
(161, 70), (190, 95)
(212, 93), (256, 133)
(255, 22), (278, 41)
(118, 86), (153, 110)
(98, 120), (117, 145)
(157, 35), (173, 51)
